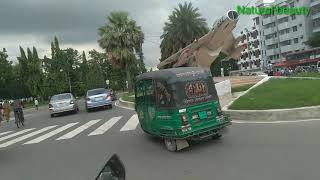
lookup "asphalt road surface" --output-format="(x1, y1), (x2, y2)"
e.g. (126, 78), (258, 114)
(0, 101), (320, 180)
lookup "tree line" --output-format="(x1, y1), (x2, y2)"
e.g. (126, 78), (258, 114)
(0, 37), (146, 100)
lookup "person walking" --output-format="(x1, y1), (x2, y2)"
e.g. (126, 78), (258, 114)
(3, 100), (11, 122)
(34, 98), (39, 110)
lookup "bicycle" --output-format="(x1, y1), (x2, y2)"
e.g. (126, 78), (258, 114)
(14, 109), (25, 128)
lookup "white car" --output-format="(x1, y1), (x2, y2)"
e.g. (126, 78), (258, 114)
(49, 93), (79, 117)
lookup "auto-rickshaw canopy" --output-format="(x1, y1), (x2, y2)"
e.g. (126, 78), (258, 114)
(136, 67), (219, 108)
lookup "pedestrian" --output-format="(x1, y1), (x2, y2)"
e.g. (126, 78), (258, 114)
(3, 100), (11, 122)
(34, 98), (39, 110)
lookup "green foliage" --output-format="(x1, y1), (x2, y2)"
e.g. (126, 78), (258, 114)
(210, 53), (239, 76)
(160, 2), (209, 62)
(98, 11), (145, 91)
(306, 32), (320, 48)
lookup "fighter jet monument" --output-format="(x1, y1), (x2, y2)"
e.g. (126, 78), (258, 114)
(157, 10), (244, 70)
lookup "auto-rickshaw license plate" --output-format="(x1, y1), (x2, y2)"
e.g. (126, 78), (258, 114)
(198, 111), (207, 119)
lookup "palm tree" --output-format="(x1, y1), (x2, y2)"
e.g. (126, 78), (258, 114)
(98, 11), (144, 91)
(160, 2), (209, 62)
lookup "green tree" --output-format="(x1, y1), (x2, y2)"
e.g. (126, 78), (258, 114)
(160, 2), (209, 62)
(98, 11), (144, 91)
(0, 48), (14, 98)
(210, 53), (239, 77)
(306, 32), (320, 48)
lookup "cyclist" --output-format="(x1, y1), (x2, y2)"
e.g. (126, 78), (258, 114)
(13, 99), (24, 125)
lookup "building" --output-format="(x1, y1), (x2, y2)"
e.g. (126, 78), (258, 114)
(238, 16), (262, 72)
(311, 0), (320, 33)
(255, 0), (313, 69)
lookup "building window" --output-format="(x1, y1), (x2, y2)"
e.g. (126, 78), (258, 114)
(280, 40), (291, 46)
(301, 35), (303, 39)
(291, 15), (296, 20)
(278, 17), (289, 24)
(294, 38), (299, 44)
(267, 43), (278, 50)
(299, 24), (302, 27)
(279, 28), (290, 35)
(265, 32), (277, 40)
(292, 26), (297, 32)
(313, 18), (320, 28)
(264, 22), (276, 29)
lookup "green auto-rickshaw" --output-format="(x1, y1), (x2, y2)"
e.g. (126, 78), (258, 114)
(134, 67), (231, 151)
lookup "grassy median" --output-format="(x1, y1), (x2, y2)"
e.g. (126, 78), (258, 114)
(229, 78), (320, 110)
(231, 84), (254, 93)
(292, 72), (320, 78)
(121, 92), (135, 102)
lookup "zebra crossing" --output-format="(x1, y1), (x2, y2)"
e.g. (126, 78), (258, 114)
(0, 114), (139, 149)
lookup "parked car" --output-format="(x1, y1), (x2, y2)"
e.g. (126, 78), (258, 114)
(85, 88), (112, 112)
(49, 93), (79, 117)
(107, 89), (117, 101)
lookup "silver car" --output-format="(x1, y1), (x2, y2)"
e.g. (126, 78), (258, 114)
(49, 93), (79, 117)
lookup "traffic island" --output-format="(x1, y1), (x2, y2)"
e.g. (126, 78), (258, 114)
(224, 77), (320, 121)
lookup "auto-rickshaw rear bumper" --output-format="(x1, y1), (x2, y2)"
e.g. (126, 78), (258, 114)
(159, 115), (231, 140)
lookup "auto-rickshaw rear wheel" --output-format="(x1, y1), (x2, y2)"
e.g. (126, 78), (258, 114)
(164, 138), (177, 152)
(212, 133), (222, 139)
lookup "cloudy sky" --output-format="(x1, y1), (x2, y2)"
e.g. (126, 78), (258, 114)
(0, 0), (253, 68)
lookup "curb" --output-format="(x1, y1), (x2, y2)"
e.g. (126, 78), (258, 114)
(225, 105), (320, 121)
(117, 98), (135, 110)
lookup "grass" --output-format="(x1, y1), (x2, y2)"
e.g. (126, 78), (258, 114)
(231, 84), (254, 93)
(292, 72), (320, 78)
(229, 79), (320, 110)
(121, 92), (135, 102)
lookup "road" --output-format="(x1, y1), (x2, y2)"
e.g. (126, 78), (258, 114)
(0, 101), (320, 180)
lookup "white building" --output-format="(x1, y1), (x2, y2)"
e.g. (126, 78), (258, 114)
(255, 0), (313, 69)
(238, 16), (262, 71)
(311, 0), (320, 33)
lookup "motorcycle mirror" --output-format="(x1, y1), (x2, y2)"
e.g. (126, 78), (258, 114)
(95, 154), (125, 180)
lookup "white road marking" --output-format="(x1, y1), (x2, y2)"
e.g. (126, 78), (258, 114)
(233, 119), (320, 124)
(24, 123), (79, 144)
(0, 126), (57, 148)
(120, 114), (139, 131)
(0, 128), (35, 142)
(56, 119), (101, 140)
(0, 131), (13, 137)
(89, 117), (122, 136)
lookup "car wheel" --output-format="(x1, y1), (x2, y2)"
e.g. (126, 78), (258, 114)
(109, 105), (113, 109)
(50, 114), (54, 118)
(86, 108), (90, 113)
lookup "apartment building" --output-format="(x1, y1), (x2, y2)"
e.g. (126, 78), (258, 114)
(311, 0), (320, 33)
(238, 17), (262, 71)
(255, 0), (313, 69)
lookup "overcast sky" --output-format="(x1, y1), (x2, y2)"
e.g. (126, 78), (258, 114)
(0, 0), (253, 68)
